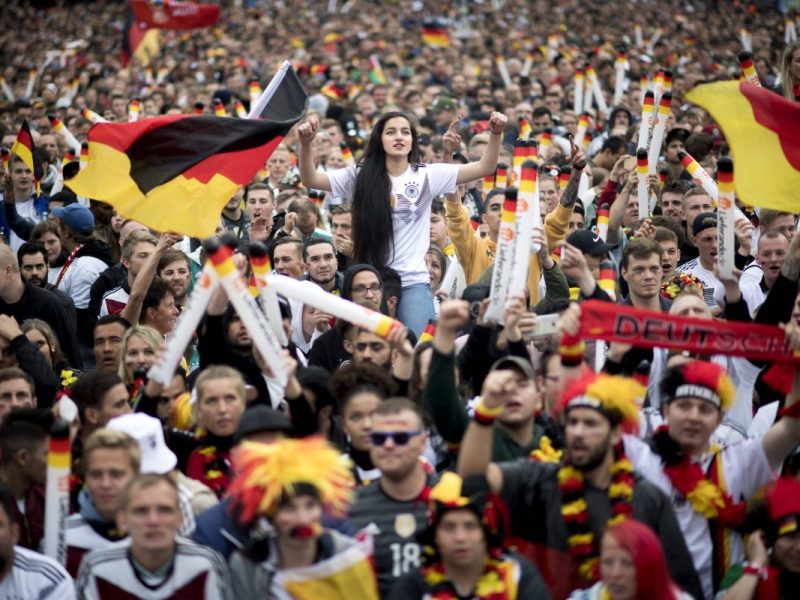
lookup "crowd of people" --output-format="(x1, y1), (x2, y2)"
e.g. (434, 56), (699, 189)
(0, 0), (800, 598)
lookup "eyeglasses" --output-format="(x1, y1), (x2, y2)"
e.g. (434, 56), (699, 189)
(368, 430), (422, 447)
(352, 283), (382, 295)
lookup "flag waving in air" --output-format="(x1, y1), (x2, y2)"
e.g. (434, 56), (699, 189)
(130, 0), (220, 30)
(686, 81), (800, 213)
(66, 62), (308, 238)
(10, 120), (44, 193)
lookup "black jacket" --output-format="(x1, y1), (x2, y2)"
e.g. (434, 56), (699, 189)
(0, 279), (82, 368)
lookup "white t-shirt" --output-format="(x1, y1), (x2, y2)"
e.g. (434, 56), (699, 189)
(328, 163), (460, 286)
(624, 435), (775, 599)
(738, 262), (768, 318)
(0, 545), (75, 600)
(645, 349), (762, 440)
(678, 258), (723, 308)
(57, 255), (108, 309)
(9, 198), (42, 252)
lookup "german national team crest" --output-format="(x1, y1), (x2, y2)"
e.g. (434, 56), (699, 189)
(394, 513), (417, 538)
(404, 182), (420, 200)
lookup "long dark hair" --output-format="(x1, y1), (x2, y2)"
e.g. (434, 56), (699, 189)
(352, 112), (421, 268)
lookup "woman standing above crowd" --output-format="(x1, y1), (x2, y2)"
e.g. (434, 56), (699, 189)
(297, 111), (507, 336)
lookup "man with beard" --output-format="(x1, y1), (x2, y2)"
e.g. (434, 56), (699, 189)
(16, 241), (76, 323)
(304, 239), (341, 294)
(157, 249), (192, 309)
(457, 370), (701, 599)
(349, 399), (439, 597)
(0, 482), (74, 598)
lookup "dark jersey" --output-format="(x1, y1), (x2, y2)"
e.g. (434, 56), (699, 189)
(349, 474), (437, 598)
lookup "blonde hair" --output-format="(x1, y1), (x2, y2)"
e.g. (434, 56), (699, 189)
(194, 365), (246, 407)
(781, 41), (800, 100)
(84, 428), (141, 474)
(117, 325), (163, 382)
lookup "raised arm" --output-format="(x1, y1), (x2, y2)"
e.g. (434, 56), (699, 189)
(121, 232), (180, 325)
(607, 172), (636, 246)
(762, 321), (800, 469)
(556, 136), (587, 212)
(455, 112), (507, 185)
(296, 117), (332, 192)
(456, 368), (517, 492)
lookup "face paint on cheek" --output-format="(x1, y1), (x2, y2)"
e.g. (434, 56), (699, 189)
(289, 522), (323, 539)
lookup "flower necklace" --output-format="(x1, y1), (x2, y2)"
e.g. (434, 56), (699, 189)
(654, 426), (745, 525)
(557, 446), (635, 582)
(421, 556), (518, 600)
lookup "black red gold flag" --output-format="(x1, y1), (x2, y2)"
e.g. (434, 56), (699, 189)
(66, 65), (307, 237)
(10, 120), (44, 182)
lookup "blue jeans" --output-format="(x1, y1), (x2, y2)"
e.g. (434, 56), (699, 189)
(397, 283), (435, 338)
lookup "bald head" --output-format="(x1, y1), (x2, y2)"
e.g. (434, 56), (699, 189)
(0, 245), (20, 274)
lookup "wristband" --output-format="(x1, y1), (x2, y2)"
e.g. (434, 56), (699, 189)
(473, 397), (504, 426)
(742, 562), (768, 580)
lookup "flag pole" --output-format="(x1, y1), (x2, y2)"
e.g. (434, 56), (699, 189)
(247, 60), (292, 119)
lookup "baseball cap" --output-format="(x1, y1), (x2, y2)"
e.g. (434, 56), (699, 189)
(692, 212), (718, 236)
(51, 203), (95, 235)
(429, 96), (457, 112)
(490, 355), (536, 381)
(107, 413), (177, 474)
(233, 405), (294, 444)
(567, 229), (615, 257)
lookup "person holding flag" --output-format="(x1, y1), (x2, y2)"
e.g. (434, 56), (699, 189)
(2, 121), (47, 252)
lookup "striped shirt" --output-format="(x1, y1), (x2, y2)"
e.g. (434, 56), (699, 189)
(0, 545), (74, 600)
(76, 537), (231, 600)
(677, 258), (721, 308)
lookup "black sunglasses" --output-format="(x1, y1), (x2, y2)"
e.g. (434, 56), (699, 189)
(368, 430), (422, 447)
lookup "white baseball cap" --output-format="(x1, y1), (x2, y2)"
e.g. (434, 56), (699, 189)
(107, 413), (177, 475)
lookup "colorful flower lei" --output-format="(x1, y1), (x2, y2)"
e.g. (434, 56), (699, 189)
(654, 426), (745, 525)
(558, 446), (635, 582)
(421, 557), (517, 599)
(660, 272), (704, 300)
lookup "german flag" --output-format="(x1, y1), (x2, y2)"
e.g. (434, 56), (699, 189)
(422, 18), (450, 48)
(321, 81), (347, 100)
(130, 0), (220, 31)
(121, 10), (160, 67)
(10, 120), (44, 184)
(686, 81), (800, 212)
(66, 64), (308, 238)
